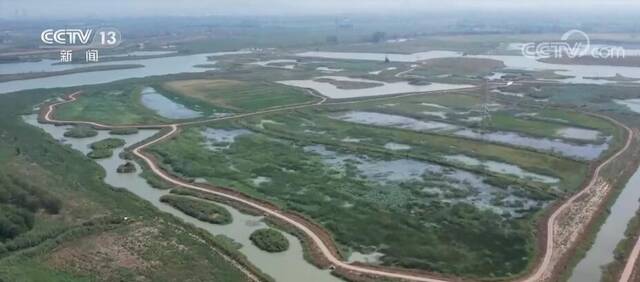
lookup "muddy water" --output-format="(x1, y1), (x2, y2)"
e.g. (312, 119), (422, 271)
(569, 166), (640, 282)
(22, 114), (341, 282)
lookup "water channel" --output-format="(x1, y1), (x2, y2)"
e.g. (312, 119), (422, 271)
(22, 114), (341, 282)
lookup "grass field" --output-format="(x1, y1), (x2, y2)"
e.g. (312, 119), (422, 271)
(0, 90), (269, 282)
(160, 79), (319, 112)
(55, 86), (168, 125)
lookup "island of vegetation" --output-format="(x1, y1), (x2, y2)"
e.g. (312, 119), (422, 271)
(63, 125), (98, 138)
(116, 162), (137, 173)
(86, 149), (113, 159)
(249, 228), (289, 253)
(159, 195), (232, 225)
(89, 138), (125, 150)
(109, 128), (139, 135)
(86, 138), (125, 159)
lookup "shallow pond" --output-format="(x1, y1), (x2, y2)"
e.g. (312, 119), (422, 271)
(453, 129), (609, 160)
(615, 99), (640, 114)
(444, 154), (559, 184)
(22, 114), (340, 282)
(201, 128), (252, 151)
(333, 111), (459, 132)
(569, 165), (640, 282)
(278, 76), (472, 99)
(304, 144), (541, 216)
(140, 87), (203, 119)
(555, 127), (601, 141)
(384, 142), (411, 150)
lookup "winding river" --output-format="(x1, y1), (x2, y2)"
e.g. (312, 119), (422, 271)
(22, 114), (341, 282)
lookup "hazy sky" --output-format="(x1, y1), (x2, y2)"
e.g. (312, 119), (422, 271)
(2, 0), (640, 19)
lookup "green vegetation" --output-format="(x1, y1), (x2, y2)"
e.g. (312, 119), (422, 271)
(160, 194), (232, 225)
(116, 162), (136, 173)
(87, 149), (113, 159)
(140, 170), (176, 190)
(241, 109), (586, 194)
(55, 86), (167, 125)
(0, 173), (61, 241)
(249, 228), (289, 253)
(498, 84), (640, 115)
(109, 128), (139, 135)
(150, 124), (542, 277)
(144, 86), (624, 278)
(89, 138), (125, 150)
(410, 57), (504, 79)
(63, 125), (97, 138)
(0, 90), (269, 282)
(160, 79), (318, 112)
(339, 92), (615, 144)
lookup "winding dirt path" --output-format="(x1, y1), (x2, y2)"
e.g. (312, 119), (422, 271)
(42, 91), (634, 282)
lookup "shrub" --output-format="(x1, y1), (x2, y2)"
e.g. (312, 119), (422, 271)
(63, 125), (97, 138)
(87, 149), (113, 159)
(89, 138), (125, 150)
(249, 228), (289, 253)
(109, 128), (139, 135)
(160, 195), (232, 224)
